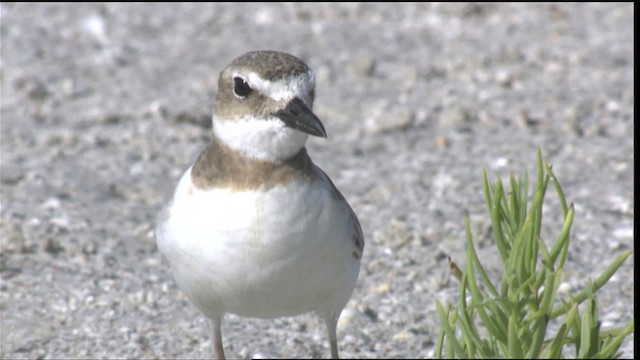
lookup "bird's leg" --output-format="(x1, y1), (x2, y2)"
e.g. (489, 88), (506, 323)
(324, 312), (340, 359)
(208, 317), (225, 360)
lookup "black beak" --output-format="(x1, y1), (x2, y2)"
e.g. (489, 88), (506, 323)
(272, 98), (327, 138)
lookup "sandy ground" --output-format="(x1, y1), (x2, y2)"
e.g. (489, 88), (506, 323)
(0, 3), (634, 359)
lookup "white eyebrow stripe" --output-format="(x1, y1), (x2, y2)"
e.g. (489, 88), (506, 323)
(236, 70), (315, 102)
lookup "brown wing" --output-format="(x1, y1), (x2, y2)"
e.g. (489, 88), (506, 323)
(317, 168), (364, 260)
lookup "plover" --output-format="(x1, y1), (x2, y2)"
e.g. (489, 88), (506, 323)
(156, 51), (364, 359)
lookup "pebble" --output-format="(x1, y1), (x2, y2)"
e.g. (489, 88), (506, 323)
(392, 330), (415, 342)
(364, 108), (414, 135)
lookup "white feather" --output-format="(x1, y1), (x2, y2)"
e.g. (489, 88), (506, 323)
(238, 70), (315, 103)
(212, 115), (309, 161)
(156, 166), (360, 319)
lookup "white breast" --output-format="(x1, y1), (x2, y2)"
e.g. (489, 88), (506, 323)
(156, 166), (360, 319)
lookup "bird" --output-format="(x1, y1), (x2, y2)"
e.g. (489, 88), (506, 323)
(156, 50), (364, 359)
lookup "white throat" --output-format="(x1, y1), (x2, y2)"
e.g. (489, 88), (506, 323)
(212, 115), (309, 162)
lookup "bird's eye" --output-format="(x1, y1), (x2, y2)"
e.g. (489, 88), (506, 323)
(233, 77), (252, 98)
